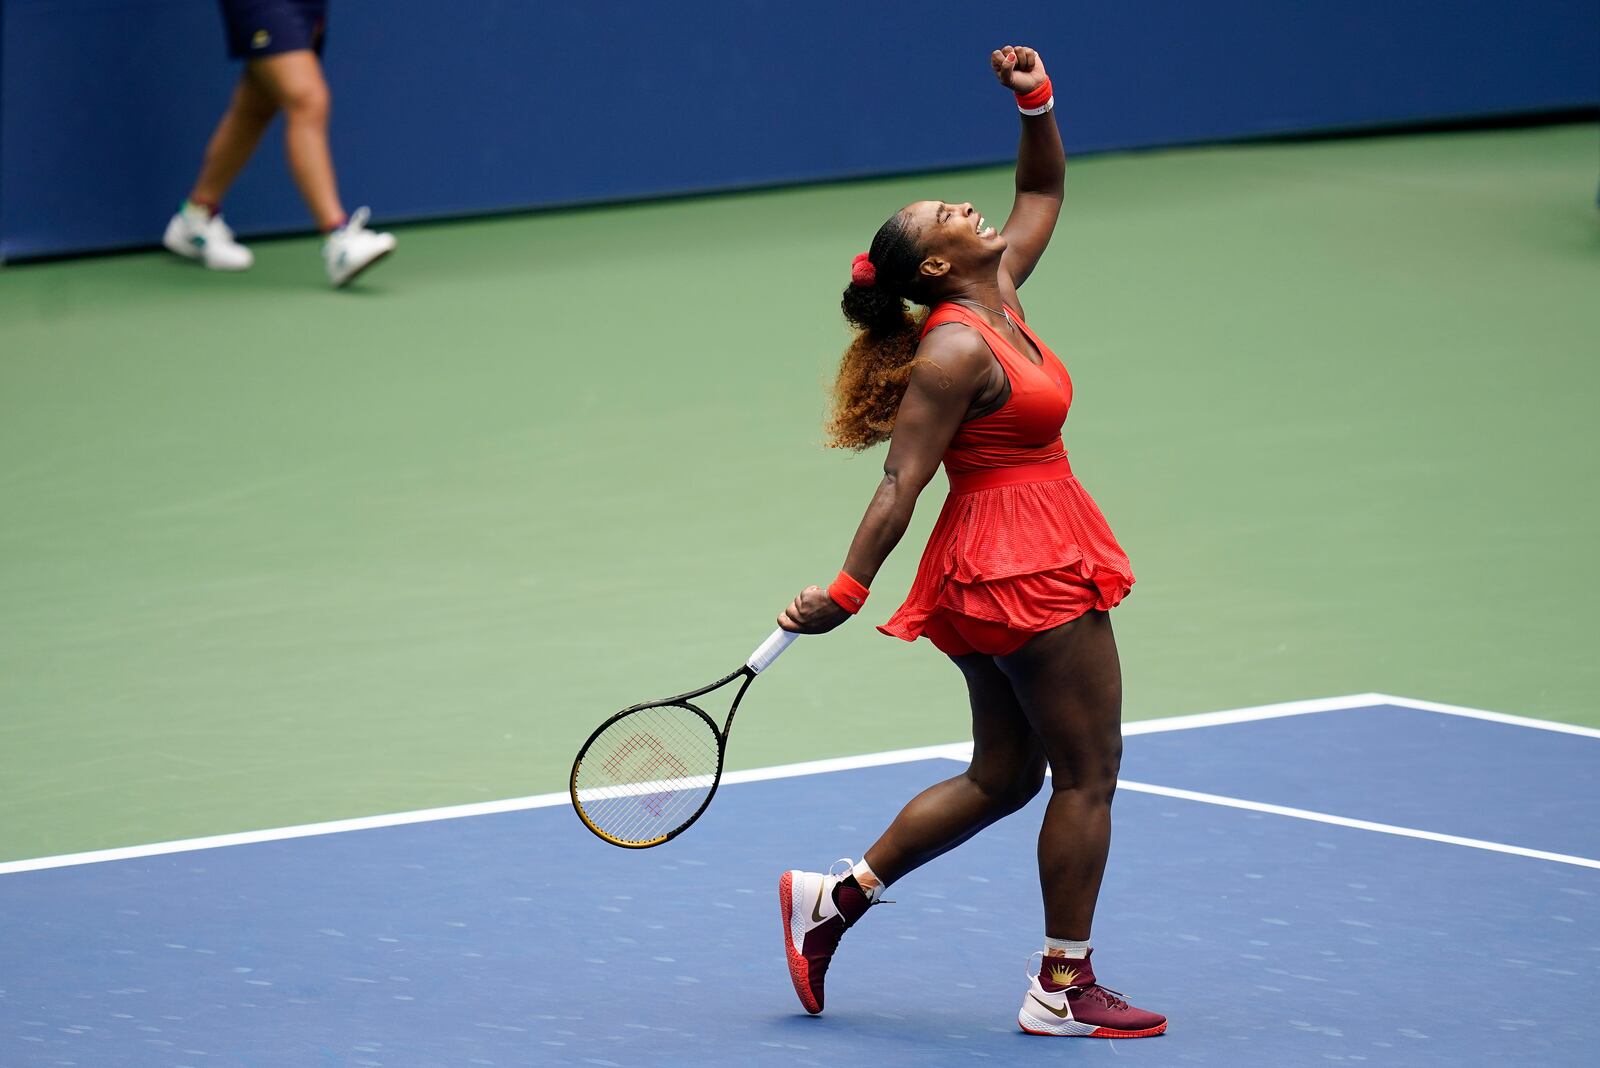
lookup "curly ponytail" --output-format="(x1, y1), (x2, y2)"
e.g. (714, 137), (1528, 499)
(825, 211), (931, 451)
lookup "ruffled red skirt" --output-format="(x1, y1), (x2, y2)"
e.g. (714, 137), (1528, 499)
(878, 457), (1134, 657)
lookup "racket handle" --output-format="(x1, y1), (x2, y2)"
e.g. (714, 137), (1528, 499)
(746, 628), (799, 674)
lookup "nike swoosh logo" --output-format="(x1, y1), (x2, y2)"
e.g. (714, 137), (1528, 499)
(811, 882), (828, 923)
(1029, 993), (1072, 1020)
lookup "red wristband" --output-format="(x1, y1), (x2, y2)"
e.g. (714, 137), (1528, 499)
(827, 570), (870, 614)
(1015, 78), (1053, 115)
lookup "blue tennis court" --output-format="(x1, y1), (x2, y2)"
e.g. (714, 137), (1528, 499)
(4, 696), (1597, 1066)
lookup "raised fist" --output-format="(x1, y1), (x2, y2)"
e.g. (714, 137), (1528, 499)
(991, 45), (1048, 94)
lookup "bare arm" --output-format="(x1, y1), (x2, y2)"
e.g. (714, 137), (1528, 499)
(991, 46), (1064, 292)
(779, 328), (994, 633)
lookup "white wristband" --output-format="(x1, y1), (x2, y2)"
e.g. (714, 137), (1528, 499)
(1018, 96), (1054, 117)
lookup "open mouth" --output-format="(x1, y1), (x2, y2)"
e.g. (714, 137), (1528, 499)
(975, 214), (996, 238)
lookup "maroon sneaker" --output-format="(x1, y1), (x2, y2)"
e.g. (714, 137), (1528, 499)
(777, 862), (876, 1014)
(1017, 950), (1167, 1038)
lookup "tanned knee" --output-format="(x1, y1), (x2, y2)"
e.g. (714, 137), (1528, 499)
(281, 83), (331, 124)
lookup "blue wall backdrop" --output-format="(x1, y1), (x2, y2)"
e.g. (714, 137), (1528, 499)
(1, 1), (1596, 260)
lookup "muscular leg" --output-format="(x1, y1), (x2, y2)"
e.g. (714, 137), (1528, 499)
(189, 73), (279, 207)
(247, 50), (347, 230)
(861, 653), (1047, 886)
(994, 610), (1123, 940)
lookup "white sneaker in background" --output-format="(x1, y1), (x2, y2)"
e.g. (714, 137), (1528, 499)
(323, 207), (396, 288)
(163, 202), (254, 271)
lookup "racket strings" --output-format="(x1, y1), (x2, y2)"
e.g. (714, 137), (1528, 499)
(574, 703), (721, 845)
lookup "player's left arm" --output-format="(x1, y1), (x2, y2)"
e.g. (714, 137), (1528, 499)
(992, 45), (1064, 297)
(777, 329), (994, 634)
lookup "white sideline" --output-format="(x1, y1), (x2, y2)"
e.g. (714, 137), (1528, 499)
(1, 693), (1593, 877)
(1123, 693), (1393, 734)
(0, 742), (973, 877)
(1368, 692), (1600, 739)
(1116, 780), (1600, 871)
(886, 693), (1395, 767)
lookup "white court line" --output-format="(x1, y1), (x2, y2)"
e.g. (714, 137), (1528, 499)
(1116, 780), (1600, 871)
(1121, 693), (1390, 735)
(1367, 693), (1600, 739)
(722, 742), (973, 785)
(895, 693), (1395, 767)
(0, 742), (973, 877)
(0, 796), (575, 877)
(1115, 691), (1600, 739)
(1, 694), (1593, 877)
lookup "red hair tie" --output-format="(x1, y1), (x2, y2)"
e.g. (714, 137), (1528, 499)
(850, 252), (877, 287)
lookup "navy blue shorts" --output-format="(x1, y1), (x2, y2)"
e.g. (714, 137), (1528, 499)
(219, 0), (328, 59)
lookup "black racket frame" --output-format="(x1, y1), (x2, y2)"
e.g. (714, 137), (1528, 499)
(569, 663), (758, 849)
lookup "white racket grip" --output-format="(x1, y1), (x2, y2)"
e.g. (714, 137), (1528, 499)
(746, 628), (799, 674)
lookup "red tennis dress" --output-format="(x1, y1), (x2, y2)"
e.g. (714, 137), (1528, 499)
(878, 301), (1134, 657)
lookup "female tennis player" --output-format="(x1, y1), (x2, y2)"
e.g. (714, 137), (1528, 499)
(163, 0), (395, 287)
(775, 46), (1166, 1039)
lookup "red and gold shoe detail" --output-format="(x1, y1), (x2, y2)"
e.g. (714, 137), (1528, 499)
(1017, 949), (1167, 1038)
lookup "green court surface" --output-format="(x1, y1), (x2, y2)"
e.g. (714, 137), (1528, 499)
(2, 124), (1597, 864)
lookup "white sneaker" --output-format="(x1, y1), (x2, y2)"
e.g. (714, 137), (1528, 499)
(163, 203), (253, 271)
(777, 860), (879, 1015)
(323, 207), (396, 288)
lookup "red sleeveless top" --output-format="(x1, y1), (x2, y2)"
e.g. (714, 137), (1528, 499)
(878, 301), (1134, 644)
(937, 302), (1073, 484)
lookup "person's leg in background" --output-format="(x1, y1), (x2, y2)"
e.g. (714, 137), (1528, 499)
(247, 49), (345, 232)
(248, 31), (396, 287)
(166, 1), (395, 285)
(164, 71), (277, 271)
(189, 73), (279, 216)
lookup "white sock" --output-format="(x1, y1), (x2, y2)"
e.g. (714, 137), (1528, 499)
(850, 858), (884, 903)
(1044, 936), (1090, 959)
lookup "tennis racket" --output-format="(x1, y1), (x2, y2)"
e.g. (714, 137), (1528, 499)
(569, 628), (799, 848)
